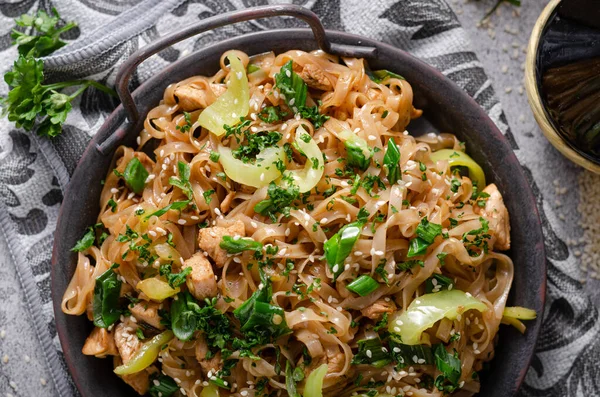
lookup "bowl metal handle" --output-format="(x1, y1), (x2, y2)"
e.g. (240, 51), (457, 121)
(98, 5), (376, 154)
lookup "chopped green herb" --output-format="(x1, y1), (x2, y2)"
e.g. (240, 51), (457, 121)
(107, 198), (117, 212)
(148, 374), (178, 397)
(209, 151), (220, 162)
(144, 200), (190, 220)
(176, 111), (192, 133)
(169, 161), (193, 199)
(203, 189), (215, 204)
(159, 263), (192, 289)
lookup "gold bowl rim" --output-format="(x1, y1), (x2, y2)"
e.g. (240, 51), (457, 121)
(524, 0), (600, 173)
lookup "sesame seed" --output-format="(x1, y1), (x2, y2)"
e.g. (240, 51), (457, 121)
(366, 350), (372, 358)
(177, 219), (186, 225)
(0, 330), (5, 338)
(40, 378), (47, 386)
(368, 135), (377, 141)
(110, 188), (119, 194)
(2, 355), (8, 363)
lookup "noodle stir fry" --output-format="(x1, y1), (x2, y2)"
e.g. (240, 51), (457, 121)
(62, 49), (535, 397)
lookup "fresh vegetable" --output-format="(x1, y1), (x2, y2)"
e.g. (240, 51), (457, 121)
(425, 273), (454, 293)
(433, 344), (462, 393)
(121, 157), (148, 194)
(169, 161), (192, 199)
(71, 226), (96, 252)
(114, 330), (174, 375)
(501, 306), (537, 333)
(159, 263), (192, 288)
(275, 60), (307, 112)
(220, 236), (263, 254)
(148, 374), (179, 397)
(389, 340), (435, 367)
(384, 137), (401, 184)
(275, 60), (329, 128)
(346, 275), (379, 296)
(286, 126), (324, 193)
(170, 291), (201, 341)
(407, 217), (443, 257)
(144, 200), (190, 220)
(324, 221), (363, 281)
(2, 9), (117, 138)
(254, 181), (300, 222)
(199, 383), (220, 397)
(503, 306), (537, 320)
(388, 289), (488, 345)
(430, 149), (486, 188)
(92, 265), (122, 328)
(303, 363), (328, 397)
(407, 237), (430, 257)
(339, 129), (372, 171)
(258, 105), (287, 123)
(219, 145), (285, 188)
(367, 69), (405, 84)
(11, 9), (76, 58)
(351, 337), (393, 368)
(232, 131), (283, 163)
(285, 361), (301, 397)
(247, 64), (261, 74)
(233, 276), (289, 342)
(198, 55), (249, 136)
(416, 216), (442, 243)
(154, 243), (182, 264)
(136, 277), (180, 301)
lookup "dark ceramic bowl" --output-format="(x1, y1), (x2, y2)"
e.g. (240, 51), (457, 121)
(51, 5), (546, 397)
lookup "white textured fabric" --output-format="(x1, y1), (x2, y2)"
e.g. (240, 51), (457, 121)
(0, 1), (597, 396)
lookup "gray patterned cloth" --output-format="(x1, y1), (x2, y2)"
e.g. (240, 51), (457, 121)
(0, 0), (597, 396)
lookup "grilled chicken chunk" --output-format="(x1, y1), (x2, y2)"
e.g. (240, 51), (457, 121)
(185, 252), (218, 300)
(197, 220), (245, 267)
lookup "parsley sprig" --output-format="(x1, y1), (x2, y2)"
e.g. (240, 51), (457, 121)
(1, 9), (117, 138)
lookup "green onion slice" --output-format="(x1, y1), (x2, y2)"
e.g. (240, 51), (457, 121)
(346, 275), (379, 296)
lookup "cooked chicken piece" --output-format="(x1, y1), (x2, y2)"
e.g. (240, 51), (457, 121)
(299, 63), (332, 91)
(195, 334), (222, 375)
(326, 348), (345, 373)
(360, 299), (397, 320)
(197, 220), (245, 267)
(122, 372), (150, 395)
(113, 356), (150, 395)
(479, 183), (511, 250)
(174, 83), (226, 111)
(114, 322), (142, 363)
(185, 252), (218, 300)
(130, 301), (164, 330)
(113, 323), (150, 394)
(304, 347), (345, 377)
(82, 327), (118, 358)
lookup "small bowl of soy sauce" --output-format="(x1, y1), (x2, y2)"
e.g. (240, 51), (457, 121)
(525, 0), (600, 173)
